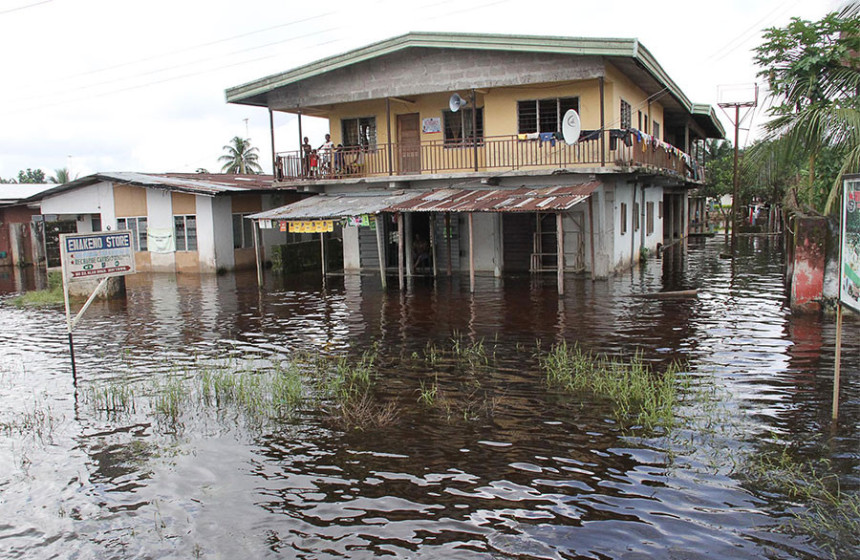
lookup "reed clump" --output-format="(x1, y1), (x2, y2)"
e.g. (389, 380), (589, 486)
(542, 341), (683, 430)
(743, 442), (860, 558)
(9, 272), (65, 307)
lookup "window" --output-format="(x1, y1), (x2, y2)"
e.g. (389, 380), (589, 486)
(174, 215), (197, 251)
(117, 216), (147, 251)
(633, 202), (640, 232)
(620, 203), (628, 235)
(92, 215), (102, 233)
(443, 107), (483, 146)
(342, 117), (377, 149)
(653, 121), (660, 140)
(232, 213), (255, 249)
(517, 97), (579, 134)
(646, 201), (655, 235)
(620, 100), (632, 129)
(658, 201), (664, 219)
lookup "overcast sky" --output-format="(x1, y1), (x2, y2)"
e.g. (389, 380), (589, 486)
(0, 0), (845, 181)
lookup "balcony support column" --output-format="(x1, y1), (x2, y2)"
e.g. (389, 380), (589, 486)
(445, 212), (453, 277)
(468, 212), (475, 293)
(599, 77), (606, 167)
(405, 212), (413, 277)
(386, 98), (393, 176)
(430, 213), (438, 278)
(269, 108), (276, 178)
(471, 89), (478, 172)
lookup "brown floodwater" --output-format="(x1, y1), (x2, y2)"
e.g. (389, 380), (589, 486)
(0, 236), (857, 559)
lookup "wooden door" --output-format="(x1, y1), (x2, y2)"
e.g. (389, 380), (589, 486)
(397, 113), (421, 174)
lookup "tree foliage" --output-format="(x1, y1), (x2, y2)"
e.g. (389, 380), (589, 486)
(218, 137), (263, 174)
(49, 167), (77, 184)
(16, 168), (46, 183)
(753, 4), (860, 214)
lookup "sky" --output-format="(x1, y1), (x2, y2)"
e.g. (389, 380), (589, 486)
(0, 0), (846, 181)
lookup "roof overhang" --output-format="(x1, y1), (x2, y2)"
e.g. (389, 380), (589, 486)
(225, 32), (703, 120)
(250, 182), (601, 221)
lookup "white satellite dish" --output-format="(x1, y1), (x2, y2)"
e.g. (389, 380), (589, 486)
(449, 93), (468, 113)
(561, 109), (581, 145)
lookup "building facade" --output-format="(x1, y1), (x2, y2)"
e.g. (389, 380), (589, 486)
(37, 173), (301, 273)
(227, 33), (724, 283)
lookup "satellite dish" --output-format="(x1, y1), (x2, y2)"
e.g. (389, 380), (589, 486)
(561, 109), (581, 145)
(449, 93), (468, 113)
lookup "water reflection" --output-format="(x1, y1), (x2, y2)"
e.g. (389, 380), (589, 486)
(0, 237), (857, 559)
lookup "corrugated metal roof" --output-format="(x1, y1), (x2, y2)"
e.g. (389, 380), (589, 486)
(387, 183), (600, 213)
(249, 191), (417, 220)
(0, 184), (55, 205)
(35, 172), (279, 200)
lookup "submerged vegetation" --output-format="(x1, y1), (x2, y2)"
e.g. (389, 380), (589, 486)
(9, 272), (64, 307)
(541, 341), (684, 430)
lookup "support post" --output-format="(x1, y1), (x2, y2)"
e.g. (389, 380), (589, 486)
(386, 98), (393, 176)
(253, 219), (263, 289)
(471, 89), (478, 172)
(269, 108), (277, 178)
(320, 231), (326, 277)
(731, 105), (740, 254)
(599, 77), (606, 167)
(833, 304), (842, 421)
(405, 212), (413, 277)
(468, 212), (475, 293)
(445, 212), (453, 277)
(375, 215), (387, 289)
(430, 213), (438, 278)
(63, 281), (77, 383)
(588, 196), (596, 281)
(397, 212), (405, 290)
(557, 212), (564, 295)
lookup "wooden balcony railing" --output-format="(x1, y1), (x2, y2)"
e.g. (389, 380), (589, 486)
(275, 131), (704, 183)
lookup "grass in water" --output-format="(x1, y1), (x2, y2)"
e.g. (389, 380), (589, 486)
(542, 341), (683, 430)
(9, 272), (65, 307)
(743, 440), (860, 559)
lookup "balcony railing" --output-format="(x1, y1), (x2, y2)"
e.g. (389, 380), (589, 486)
(275, 130), (703, 183)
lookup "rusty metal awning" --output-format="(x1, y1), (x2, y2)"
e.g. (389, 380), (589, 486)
(387, 182), (601, 213)
(249, 191), (418, 220)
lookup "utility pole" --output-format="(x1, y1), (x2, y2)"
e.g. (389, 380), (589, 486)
(717, 85), (758, 255)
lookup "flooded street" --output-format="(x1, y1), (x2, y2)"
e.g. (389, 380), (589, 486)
(0, 236), (858, 559)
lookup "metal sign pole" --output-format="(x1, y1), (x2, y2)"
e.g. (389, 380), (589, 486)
(62, 276), (77, 383)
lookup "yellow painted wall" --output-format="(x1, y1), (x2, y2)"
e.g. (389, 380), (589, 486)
(113, 185), (147, 217)
(231, 194), (262, 213)
(604, 62), (664, 132)
(175, 251), (199, 272)
(171, 192), (196, 215)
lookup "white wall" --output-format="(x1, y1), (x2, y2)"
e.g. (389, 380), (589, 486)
(147, 188), (175, 272)
(196, 195), (220, 272)
(342, 225), (361, 270)
(41, 182), (116, 228)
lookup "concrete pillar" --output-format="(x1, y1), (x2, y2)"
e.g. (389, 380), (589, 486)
(790, 216), (826, 313)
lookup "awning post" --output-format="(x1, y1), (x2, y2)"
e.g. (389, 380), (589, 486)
(253, 219), (263, 289)
(445, 212), (453, 277)
(320, 230), (326, 277)
(468, 212), (475, 293)
(557, 212), (564, 295)
(375, 215), (387, 289)
(430, 212), (438, 278)
(588, 196), (596, 281)
(398, 212), (405, 290)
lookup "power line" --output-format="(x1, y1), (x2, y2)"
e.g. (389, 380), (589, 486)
(0, 0), (52, 15)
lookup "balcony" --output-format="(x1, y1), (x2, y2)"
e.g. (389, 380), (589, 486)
(275, 130), (704, 184)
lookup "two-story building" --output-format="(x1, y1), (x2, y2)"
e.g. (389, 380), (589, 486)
(226, 32), (724, 289)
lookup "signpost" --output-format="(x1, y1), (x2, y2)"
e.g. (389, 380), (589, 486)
(833, 175), (860, 421)
(59, 231), (136, 381)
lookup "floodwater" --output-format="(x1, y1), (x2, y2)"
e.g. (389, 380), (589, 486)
(0, 237), (857, 560)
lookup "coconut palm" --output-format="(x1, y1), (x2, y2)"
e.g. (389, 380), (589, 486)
(49, 167), (76, 184)
(219, 137), (263, 174)
(753, 5), (860, 214)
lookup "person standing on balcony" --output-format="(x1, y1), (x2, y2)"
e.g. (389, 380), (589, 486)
(301, 137), (312, 177)
(318, 134), (333, 175)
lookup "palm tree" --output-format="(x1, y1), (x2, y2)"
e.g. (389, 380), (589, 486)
(754, 5), (860, 214)
(219, 137), (263, 174)
(49, 167), (76, 184)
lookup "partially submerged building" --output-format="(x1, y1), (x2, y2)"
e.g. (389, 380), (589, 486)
(0, 184), (54, 268)
(36, 172), (302, 273)
(229, 32), (725, 287)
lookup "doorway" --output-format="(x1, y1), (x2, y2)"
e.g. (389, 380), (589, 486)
(397, 113), (421, 174)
